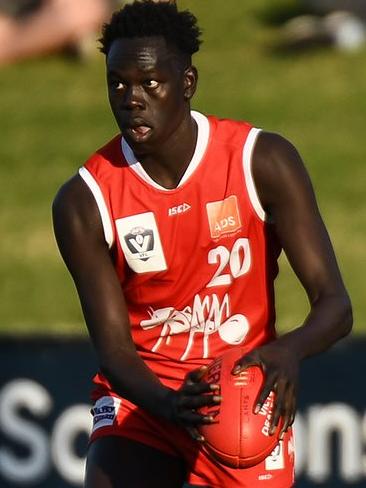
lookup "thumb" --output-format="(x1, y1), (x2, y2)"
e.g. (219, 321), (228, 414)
(231, 355), (260, 375)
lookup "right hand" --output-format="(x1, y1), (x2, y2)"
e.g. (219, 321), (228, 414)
(164, 366), (222, 442)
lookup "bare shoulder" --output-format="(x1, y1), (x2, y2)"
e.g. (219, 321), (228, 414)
(253, 131), (308, 184)
(53, 173), (99, 223)
(52, 173), (104, 250)
(53, 174), (91, 217)
(255, 131), (298, 158)
(252, 131), (315, 211)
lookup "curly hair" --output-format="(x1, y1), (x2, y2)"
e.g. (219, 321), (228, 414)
(99, 0), (202, 61)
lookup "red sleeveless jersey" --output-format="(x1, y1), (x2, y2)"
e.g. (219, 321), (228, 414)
(80, 111), (281, 391)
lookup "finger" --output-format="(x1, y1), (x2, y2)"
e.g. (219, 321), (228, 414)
(254, 373), (277, 414)
(289, 402), (297, 427)
(179, 410), (217, 426)
(185, 365), (208, 384)
(269, 402), (282, 436)
(231, 354), (260, 375)
(270, 380), (290, 436)
(279, 389), (296, 440)
(182, 382), (220, 396)
(178, 393), (222, 410)
(186, 427), (205, 443)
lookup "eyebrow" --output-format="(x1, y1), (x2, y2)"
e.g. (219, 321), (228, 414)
(107, 67), (159, 77)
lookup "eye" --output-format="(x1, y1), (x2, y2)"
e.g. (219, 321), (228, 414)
(144, 79), (159, 89)
(111, 80), (125, 91)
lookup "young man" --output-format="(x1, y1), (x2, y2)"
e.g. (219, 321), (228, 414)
(53, 1), (352, 487)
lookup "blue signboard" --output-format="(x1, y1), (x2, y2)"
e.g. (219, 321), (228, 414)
(0, 337), (364, 487)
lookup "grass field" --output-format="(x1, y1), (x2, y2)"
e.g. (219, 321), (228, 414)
(0, 0), (365, 335)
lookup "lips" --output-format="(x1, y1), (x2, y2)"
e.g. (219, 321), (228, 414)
(131, 126), (151, 136)
(123, 121), (153, 143)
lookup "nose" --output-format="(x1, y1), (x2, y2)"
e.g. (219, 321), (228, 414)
(123, 84), (145, 110)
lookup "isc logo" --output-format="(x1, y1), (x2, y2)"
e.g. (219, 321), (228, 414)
(168, 203), (191, 216)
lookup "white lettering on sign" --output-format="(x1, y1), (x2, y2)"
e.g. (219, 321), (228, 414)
(0, 379), (91, 486)
(51, 405), (92, 485)
(0, 379), (51, 484)
(306, 404), (363, 483)
(0, 379), (365, 486)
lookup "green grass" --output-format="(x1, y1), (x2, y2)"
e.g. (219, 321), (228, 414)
(0, 0), (365, 334)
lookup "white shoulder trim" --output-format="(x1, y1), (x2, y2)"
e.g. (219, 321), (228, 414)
(78, 167), (114, 248)
(242, 128), (266, 222)
(179, 111), (210, 186)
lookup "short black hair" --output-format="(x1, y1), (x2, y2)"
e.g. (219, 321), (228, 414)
(99, 0), (202, 62)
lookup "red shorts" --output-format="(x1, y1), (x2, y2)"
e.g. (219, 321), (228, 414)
(90, 394), (295, 487)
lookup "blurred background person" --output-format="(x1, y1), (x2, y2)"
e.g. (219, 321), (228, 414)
(0, 0), (114, 65)
(302, 0), (366, 18)
(282, 0), (366, 51)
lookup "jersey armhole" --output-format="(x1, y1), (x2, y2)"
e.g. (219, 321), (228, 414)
(78, 166), (115, 248)
(242, 127), (267, 222)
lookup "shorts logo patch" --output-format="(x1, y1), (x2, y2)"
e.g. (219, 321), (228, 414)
(91, 396), (121, 432)
(116, 212), (167, 273)
(265, 441), (285, 470)
(206, 195), (242, 239)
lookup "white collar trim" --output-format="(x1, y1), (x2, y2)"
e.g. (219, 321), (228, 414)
(121, 110), (210, 191)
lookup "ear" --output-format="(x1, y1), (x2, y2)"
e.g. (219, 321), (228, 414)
(183, 66), (198, 100)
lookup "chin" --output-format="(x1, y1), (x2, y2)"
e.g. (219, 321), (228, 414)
(124, 131), (162, 153)
(126, 137), (155, 155)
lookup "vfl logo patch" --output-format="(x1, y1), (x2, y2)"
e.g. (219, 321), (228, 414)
(125, 227), (154, 261)
(206, 195), (242, 239)
(116, 212), (167, 274)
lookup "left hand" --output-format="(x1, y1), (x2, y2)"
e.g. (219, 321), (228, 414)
(231, 342), (299, 439)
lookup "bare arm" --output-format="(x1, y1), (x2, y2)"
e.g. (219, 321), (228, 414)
(52, 175), (219, 438)
(256, 132), (352, 355)
(233, 132), (352, 435)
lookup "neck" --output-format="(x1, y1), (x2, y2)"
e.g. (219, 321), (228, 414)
(133, 112), (198, 189)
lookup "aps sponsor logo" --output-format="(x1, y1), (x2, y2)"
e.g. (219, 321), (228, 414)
(206, 195), (242, 239)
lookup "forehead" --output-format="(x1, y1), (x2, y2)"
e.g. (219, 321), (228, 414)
(106, 37), (181, 74)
